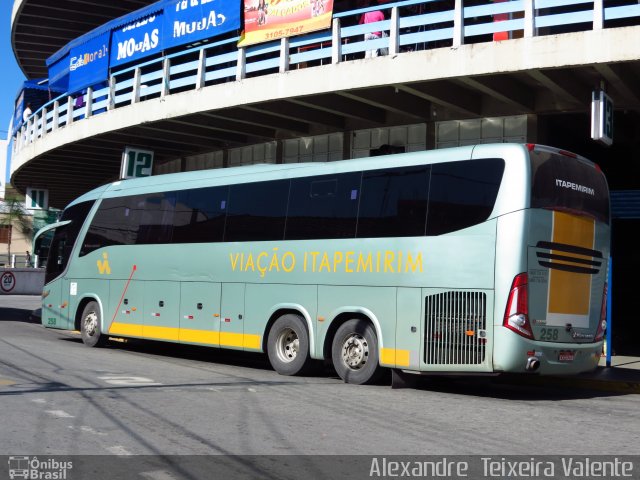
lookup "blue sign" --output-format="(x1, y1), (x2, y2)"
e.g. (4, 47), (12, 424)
(48, 54), (70, 91)
(163, 0), (241, 49)
(68, 31), (110, 93)
(111, 13), (163, 67)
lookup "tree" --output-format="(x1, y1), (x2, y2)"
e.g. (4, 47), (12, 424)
(0, 198), (33, 263)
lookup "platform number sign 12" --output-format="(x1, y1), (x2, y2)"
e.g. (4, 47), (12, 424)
(121, 147), (154, 179)
(591, 90), (613, 146)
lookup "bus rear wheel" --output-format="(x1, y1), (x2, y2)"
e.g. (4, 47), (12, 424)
(332, 319), (383, 385)
(80, 301), (108, 347)
(267, 314), (312, 376)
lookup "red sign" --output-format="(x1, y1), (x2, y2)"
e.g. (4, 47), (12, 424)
(239, 0), (334, 47)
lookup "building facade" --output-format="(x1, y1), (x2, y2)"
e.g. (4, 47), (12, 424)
(9, 0), (640, 353)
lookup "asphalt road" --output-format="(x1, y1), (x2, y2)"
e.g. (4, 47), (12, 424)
(1, 295), (639, 462)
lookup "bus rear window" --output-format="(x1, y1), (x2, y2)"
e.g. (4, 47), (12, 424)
(530, 150), (610, 224)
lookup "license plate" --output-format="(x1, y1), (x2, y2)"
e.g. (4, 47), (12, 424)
(559, 350), (575, 362)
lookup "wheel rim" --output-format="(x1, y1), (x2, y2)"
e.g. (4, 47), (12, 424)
(341, 333), (369, 370)
(275, 328), (299, 363)
(84, 311), (98, 337)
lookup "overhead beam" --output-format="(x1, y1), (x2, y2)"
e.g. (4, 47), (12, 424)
(594, 63), (640, 108)
(457, 75), (534, 112)
(527, 69), (589, 106)
(396, 81), (481, 116)
(289, 94), (386, 124)
(206, 109), (310, 135)
(338, 88), (432, 120)
(242, 101), (345, 130)
(176, 115), (276, 140)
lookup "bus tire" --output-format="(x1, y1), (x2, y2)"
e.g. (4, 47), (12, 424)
(332, 319), (383, 385)
(267, 314), (312, 376)
(80, 301), (108, 347)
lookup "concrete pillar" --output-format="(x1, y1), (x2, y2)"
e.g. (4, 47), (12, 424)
(332, 17), (342, 64)
(524, 0), (535, 38)
(236, 47), (247, 80)
(593, 0), (604, 30)
(66, 96), (74, 125)
(52, 100), (60, 130)
(279, 37), (290, 73)
(453, 0), (464, 48)
(389, 7), (400, 56)
(161, 58), (171, 98)
(196, 49), (206, 89)
(85, 87), (93, 118)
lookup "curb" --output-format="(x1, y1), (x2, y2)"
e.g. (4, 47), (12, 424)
(499, 371), (640, 394)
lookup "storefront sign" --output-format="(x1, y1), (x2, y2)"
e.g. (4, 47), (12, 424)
(239, 0), (334, 47)
(111, 13), (163, 66)
(163, 0), (241, 49)
(68, 31), (110, 92)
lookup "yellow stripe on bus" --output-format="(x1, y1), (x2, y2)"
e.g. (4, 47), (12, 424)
(380, 348), (411, 367)
(109, 322), (142, 337)
(548, 211), (594, 317)
(108, 322), (261, 350)
(180, 328), (220, 345)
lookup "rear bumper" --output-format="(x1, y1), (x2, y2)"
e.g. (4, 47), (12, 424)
(493, 326), (602, 375)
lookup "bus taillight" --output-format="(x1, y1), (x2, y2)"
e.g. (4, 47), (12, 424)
(503, 273), (534, 340)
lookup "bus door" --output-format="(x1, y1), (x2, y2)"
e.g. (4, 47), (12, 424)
(36, 220), (73, 329)
(179, 282), (221, 347)
(37, 201), (95, 330)
(220, 283), (246, 351)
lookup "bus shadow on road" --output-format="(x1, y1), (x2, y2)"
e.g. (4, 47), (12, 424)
(59, 335), (335, 382)
(405, 374), (630, 400)
(0, 307), (40, 324)
(56, 334), (627, 398)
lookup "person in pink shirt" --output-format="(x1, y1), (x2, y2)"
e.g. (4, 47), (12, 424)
(359, 0), (387, 58)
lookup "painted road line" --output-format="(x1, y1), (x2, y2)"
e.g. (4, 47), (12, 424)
(46, 410), (74, 418)
(106, 445), (134, 456)
(98, 375), (162, 387)
(68, 425), (108, 436)
(140, 471), (179, 480)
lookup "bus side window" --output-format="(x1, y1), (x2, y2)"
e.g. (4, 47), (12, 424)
(286, 172), (361, 240)
(135, 192), (176, 245)
(173, 186), (228, 243)
(426, 158), (505, 236)
(357, 165), (430, 238)
(225, 179), (289, 242)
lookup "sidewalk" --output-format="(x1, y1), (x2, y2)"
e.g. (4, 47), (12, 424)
(514, 356), (640, 394)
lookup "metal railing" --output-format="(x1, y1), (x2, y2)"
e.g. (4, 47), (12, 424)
(14, 0), (640, 153)
(0, 254), (36, 268)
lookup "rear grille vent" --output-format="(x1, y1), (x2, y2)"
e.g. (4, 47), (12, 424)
(535, 241), (603, 275)
(424, 291), (487, 365)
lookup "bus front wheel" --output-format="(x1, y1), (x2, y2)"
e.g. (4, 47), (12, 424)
(80, 301), (108, 348)
(267, 314), (312, 376)
(332, 319), (383, 385)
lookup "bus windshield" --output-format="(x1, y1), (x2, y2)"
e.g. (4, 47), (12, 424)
(530, 149), (610, 224)
(45, 201), (94, 284)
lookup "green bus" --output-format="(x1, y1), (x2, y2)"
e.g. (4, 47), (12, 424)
(37, 143), (610, 384)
